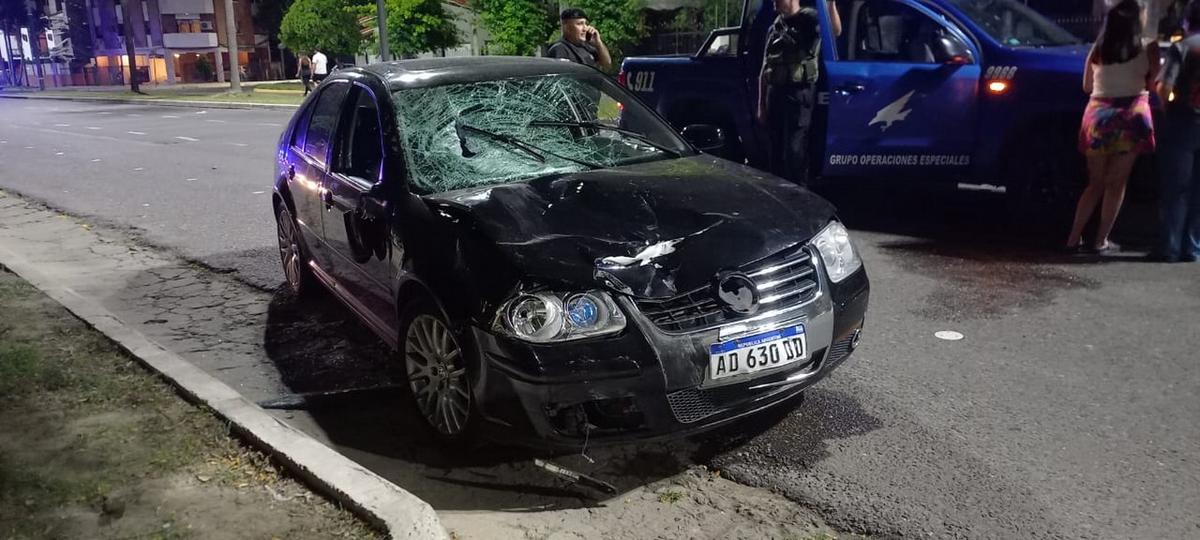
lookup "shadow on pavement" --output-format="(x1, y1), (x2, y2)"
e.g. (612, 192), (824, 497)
(258, 285), (882, 512)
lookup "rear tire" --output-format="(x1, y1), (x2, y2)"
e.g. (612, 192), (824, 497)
(275, 204), (316, 297)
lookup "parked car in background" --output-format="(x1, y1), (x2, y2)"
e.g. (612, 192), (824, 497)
(272, 57), (869, 447)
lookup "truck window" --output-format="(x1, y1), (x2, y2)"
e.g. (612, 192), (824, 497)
(943, 0), (1080, 48)
(839, 0), (969, 64)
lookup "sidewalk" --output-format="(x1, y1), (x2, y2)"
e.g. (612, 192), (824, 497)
(0, 81), (304, 109)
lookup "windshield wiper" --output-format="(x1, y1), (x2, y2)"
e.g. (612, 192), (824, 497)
(453, 119), (601, 169)
(527, 120), (682, 158)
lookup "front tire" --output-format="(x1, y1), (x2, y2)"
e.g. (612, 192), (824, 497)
(399, 302), (477, 441)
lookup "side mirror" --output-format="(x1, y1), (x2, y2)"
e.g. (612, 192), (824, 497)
(932, 36), (974, 65)
(681, 124), (726, 153)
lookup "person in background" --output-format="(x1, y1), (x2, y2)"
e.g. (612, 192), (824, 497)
(311, 49), (329, 84)
(1152, 0), (1200, 262)
(296, 53), (313, 95)
(548, 8), (612, 70)
(1067, 0), (1159, 254)
(757, 0), (841, 186)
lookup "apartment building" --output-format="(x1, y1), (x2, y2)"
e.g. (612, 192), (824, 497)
(85, 0), (272, 84)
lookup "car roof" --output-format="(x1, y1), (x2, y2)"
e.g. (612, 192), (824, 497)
(338, 56), (604, 92)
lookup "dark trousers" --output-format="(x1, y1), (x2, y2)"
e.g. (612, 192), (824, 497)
(1157, 115), (1200, 261)
(766, 83), (816, 186)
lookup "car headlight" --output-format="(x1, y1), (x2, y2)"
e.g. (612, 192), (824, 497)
(811, 220), (862, 283)
(497, 290), (626, 343)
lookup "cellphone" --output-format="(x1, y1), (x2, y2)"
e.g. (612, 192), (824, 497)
(587, 29), (596, 40)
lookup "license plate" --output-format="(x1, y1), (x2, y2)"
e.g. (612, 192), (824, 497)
(709, 325), (807, 381)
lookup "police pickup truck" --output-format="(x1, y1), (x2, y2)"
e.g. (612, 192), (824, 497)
(620, 0), (1095, 207)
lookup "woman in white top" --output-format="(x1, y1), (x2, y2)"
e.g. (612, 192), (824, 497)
(1067, 0), (1160, 253)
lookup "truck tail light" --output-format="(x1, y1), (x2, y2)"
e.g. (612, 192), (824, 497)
(617, 70), (627, 87)
(986, 80), (1010, 95)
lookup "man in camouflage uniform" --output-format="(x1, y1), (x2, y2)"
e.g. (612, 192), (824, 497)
(757, 0), (841, 185)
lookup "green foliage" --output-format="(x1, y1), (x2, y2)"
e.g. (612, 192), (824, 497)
(280, 0), (363, 57)
(703, 0), (741, 28)
(473, 0), (556, 56)
(567, 0), (647, 62)
(385, 0), (461, 57)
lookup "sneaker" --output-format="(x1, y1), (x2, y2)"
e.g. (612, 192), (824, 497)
(1088, 240), (1121, 254)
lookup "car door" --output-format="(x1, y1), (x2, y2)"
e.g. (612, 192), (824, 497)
(821, 0), (980, 178)
(288, 81), (352, 269)
(321, 84), (396, 332)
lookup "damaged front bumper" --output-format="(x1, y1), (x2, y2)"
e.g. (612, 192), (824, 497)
(468, 264), (870, 450)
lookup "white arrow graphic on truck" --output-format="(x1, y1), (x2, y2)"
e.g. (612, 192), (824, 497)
(869, 90), (915, 132)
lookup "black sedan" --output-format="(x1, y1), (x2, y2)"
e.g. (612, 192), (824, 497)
(272, 57), (869, 448)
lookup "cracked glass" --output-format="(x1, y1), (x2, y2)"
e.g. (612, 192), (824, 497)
(393, 73), (692, 193)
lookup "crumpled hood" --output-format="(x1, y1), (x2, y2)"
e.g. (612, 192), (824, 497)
(425, 155), (837, 299)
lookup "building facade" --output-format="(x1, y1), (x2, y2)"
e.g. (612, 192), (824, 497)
(85, 0), (272, 85)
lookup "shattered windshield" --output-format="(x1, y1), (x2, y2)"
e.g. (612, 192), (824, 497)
(394, 73), (693, 194)
(945, 0), (1081, 47)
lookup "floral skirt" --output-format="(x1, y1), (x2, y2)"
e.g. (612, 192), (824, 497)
(1078, 94), (1156, 155)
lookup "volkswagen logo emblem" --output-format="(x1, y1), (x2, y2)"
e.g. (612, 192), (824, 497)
(714, 273), (759, 315)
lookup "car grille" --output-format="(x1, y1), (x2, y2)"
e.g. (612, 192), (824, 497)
(636, 245), (819, 334)
(665, 332), (855, 424)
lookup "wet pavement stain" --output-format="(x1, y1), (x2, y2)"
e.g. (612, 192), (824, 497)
(879, 241), (1100, 320)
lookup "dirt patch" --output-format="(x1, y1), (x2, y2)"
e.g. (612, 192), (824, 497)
(0, 268), (378, 540)
(444, 466), (858, 540)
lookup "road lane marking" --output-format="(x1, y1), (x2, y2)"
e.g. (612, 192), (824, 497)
(55, 152), (64, 156)
(86, 126), (102, 130)
(205, 119), (227, 123)
(185, 178), (197, 182)
(174, 136), (199, 142)
(23, 146), (33, 149)
(127, 131), (146, 135)
(162, 115), (180, 119)
(256, 122), (282, 127)
(230, 143), (248, 147)
(91, 158), (102, 162)
(54, 123), (71, 127)
(252, 191), (266, 195)
(133, 167), (145, 171)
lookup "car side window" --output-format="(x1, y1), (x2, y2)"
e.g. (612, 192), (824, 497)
(290, 102), (314, 150)
(840, 0), (967, 64)
(303, 82), (351, 168)
(333, 87), (385, 182)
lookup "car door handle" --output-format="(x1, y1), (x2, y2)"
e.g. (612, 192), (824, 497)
(322, 189), (333, 209)
(834, 83), (866, 96)
(286, 165), (296, 180)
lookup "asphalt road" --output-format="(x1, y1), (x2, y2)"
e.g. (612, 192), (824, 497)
(2, 98), (1197, 539)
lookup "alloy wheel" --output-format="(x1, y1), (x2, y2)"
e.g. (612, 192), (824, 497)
(404, 315), (471, 436)
(276, 209), (304, 292)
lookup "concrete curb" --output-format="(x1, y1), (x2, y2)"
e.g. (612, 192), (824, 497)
(0, 244), (446, 540)
(0, 93), (298, 110)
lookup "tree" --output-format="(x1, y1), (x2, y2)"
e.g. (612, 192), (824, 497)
(279, 0), (362, 57)
(383, 0), (459, 58)
(564, 0), (645, 63)
(473, 0), (555, 56)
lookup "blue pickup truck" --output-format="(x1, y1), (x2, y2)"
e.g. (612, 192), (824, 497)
(620, 0), (1096, 206)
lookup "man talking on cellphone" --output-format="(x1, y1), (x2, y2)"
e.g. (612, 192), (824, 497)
(548, 8), (612, 70)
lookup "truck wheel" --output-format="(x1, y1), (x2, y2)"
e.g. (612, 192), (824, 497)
(1004, 128), (1086, 229)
